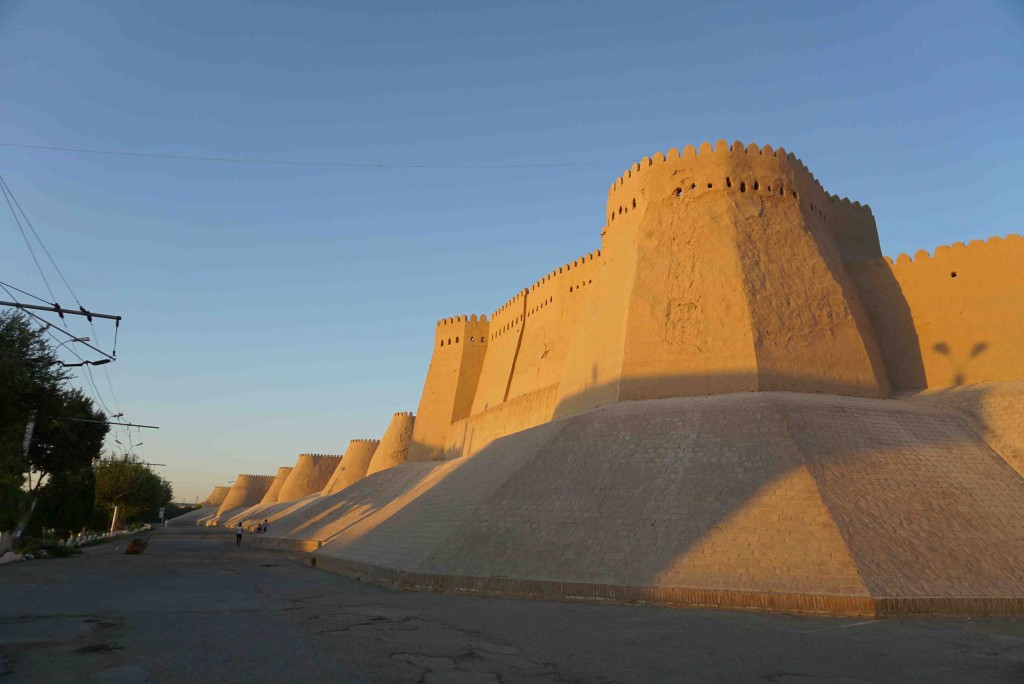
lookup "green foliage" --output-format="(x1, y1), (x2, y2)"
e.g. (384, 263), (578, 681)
(12, 535), (81, 558)
(94, 455), (173, 527)
(0, 311), (108, 531)
(31, 466), (96, 537)
(29, 387), (108, 489)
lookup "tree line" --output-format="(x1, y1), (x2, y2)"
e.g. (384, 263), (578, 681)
(0, 311), (171, 536)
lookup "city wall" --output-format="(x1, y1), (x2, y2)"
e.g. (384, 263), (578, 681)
(407, 141), (1020, 461)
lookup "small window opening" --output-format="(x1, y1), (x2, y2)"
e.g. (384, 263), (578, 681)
(632, 198), (636, 208)
(673, 187), (682, 197)
(726, 177), (732, 188)
(690, 183), (696, 190)
(739, 181), (746, 193)
(707, 182), (713, 189)
(950, 271), (957, 278)
(455, 337), (459, 343)
(440, 340), (444, 347)
(753, 180), (759, 191)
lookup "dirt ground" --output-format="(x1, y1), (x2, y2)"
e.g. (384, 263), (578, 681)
(1, 526), (1022, 683)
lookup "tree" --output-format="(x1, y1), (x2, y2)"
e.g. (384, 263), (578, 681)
(0, 311), (108, 531)
(94, 455), (172, 527)
(0, 311), (68, 529)
(28, 387), (108, 494)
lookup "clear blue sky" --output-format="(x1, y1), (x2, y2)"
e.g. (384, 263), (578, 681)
(1, 1), (1021, 501)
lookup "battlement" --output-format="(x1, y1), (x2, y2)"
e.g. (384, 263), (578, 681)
(492, 288), (530, 318)
(349, 438), (381, 444)
(297, 453), (343, 460)
(605, 141), (873, 236)
(435, 313), (490, 347)
(883, 233), (1022, 266)
(529, 250), (602, 292)
(393, 411), (414, 417)
(236, 474), (275, 480)
(436, 314), (488, 326)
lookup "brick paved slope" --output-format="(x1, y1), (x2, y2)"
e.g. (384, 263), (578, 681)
(257, 392), (1024, 614)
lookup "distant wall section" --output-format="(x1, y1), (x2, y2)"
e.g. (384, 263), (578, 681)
(852, 234), (1024, 391)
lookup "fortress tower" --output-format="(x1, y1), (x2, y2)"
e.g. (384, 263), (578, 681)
(260, 466), (293, 504)
(322, 439), (380, 495)
(556, 141), (889, 417)
(215, 474), (276, 519)
(408, 316), (489, 462)
(276, 454), (343, 502)
(202, 485), (232, 508)
(366, 412), (416, 476)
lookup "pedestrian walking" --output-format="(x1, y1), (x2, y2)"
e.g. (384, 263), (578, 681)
(235, 523), (243, 546)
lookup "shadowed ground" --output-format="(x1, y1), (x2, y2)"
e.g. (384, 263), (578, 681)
(1, 526), (1023, 683)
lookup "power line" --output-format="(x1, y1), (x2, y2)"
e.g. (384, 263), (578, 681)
(0, 175), (82, 308)
(0, 280), (52, 305)
(0, 141), (626, 169)
(0, 283), (117, 426)
(1, 177), (57, 303)
(0, 178), (135, 452)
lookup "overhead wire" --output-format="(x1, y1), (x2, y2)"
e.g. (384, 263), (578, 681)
(0, 176), (128, 436)
(1, 177), (58, 304)
(0, 279), (54, 305)
(0, 175), (83, 308)
(0, 244), (132, 457)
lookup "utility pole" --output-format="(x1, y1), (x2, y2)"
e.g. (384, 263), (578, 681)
(13, 411), (38, 539)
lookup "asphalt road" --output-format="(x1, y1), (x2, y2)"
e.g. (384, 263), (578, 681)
(1, 527), (1022, 683)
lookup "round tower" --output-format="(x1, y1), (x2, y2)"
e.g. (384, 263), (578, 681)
(556, 140), (890, 418)
(260, 466), (294, 504)
(322, 439), (381, 495)
(276, 454), (344, 502)
(215, 474), (276, 518)
(365, 412), (416, 476)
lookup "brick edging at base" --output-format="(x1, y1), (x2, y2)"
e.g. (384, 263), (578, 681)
(307, 555), (1024, 618)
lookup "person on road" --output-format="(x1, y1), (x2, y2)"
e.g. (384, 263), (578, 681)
(235, 523), (243, 546)
(261, 519), (269, 533)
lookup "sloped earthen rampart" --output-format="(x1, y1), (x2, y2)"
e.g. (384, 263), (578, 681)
(322, 439), (381, 494)
(903, 379), (1024, 478)
(311, 393), (1024, 616)
(276, 454), (343, 502)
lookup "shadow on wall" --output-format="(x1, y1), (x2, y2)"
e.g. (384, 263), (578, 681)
(932, 341), (989, 388)
(322, 378), (1024, 599)
(267, 463), (445, 543)
(847, 260), (926, 391)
